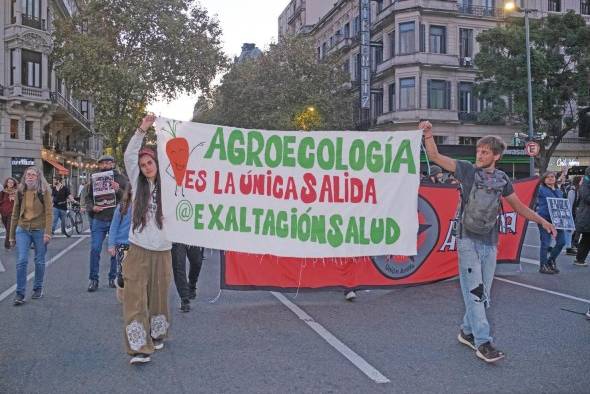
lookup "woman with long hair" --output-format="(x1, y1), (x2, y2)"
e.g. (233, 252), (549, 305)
(535, 171), (566, 274)
(9, 167), (53, 305)
(0, 177), (18, 248)
(122, 114), (172, 365)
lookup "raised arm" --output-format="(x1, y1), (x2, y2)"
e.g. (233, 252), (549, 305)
(419, 120), (457, 173)
(124, 114), (156, 188)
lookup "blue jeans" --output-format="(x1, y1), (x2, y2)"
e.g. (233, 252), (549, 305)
(89, 218), (116, 281)
(457, 236), (497, 347)
(15, 227), (47, 296)
(52, 208), (67, 234)
(538, 225), (565, 267)
(564, 230), (573, 249)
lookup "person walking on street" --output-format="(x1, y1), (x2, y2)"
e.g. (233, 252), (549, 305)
(574, 167), (590, 267)
(171, 243), (203, 312)
(108, 185), (133, 303)
(0, 177), (18, 248)
(9, 167), (53, 305)
(566, 176), (582, 255)
(535, 172), (566, 274)
(420, 120), (556, 363)
(122, 114), (172, 365)
(85, 155), (128, 291)
(51, 178), (72, 237)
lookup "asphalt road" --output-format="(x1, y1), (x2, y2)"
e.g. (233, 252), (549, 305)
(0, 223), (588, 394)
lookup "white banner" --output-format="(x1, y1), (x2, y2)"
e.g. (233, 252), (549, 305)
(156, 118), (421, 257)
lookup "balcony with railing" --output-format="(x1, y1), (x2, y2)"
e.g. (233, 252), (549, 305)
(458, 5), (504, 18)
(458, 111), (478, 122)
(50, 92), (92, 132)
(21, 15), (46, 31)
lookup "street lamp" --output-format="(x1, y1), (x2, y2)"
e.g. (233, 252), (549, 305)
(504, 0), (535, 176)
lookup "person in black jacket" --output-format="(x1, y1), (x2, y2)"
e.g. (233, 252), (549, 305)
(574, 167), (590, 267)
(51, 178), (72, 237)
(85, 155), (128, 291)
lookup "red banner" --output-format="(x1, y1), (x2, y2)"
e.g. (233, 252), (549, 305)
(222, 177), (538, 291)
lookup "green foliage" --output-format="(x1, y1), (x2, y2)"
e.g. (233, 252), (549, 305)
(51, 0), (227, 161)
(475, 11), (590, 172)
(195, 36), (355, 131)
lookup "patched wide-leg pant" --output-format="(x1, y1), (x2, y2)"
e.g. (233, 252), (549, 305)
(122, 243), (172, 355)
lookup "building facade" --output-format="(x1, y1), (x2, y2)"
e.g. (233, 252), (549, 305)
(278, 0), (334, 38)
(0, 0), (102, 190)
(281, 0), (590, 176)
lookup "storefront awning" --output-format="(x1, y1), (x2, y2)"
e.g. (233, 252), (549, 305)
(43, 158), (69, 175)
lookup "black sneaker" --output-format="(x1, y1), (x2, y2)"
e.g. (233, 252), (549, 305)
(476, 342), (505, 363)
(108, 279), (116, 288)
(188, 287), (197, 300)
(13, 293), (25, 306)
(129, 353), (151, 365)
(539, 265), (555, 274)
(457, 330), (476, 351)
(31, 288), (43, 299)
(548, 261), (560, 274)
(87, 280), (99, 292)
(180, 299), (190, 313)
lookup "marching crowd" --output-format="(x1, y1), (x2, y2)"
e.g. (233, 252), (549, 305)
(3, 115), (589, 366)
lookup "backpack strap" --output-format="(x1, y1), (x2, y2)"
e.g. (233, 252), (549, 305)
(17, 190), (45, 206)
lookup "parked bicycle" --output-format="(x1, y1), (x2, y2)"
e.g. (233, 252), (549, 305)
(68, 200), (84, 234)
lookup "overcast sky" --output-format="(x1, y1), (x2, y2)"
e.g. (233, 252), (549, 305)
(147, 1), (288, 121)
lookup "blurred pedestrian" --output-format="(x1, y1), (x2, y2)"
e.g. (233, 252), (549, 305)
(0, 177), (18, 248)
(565, 176), (582, 255)
(574, 167), (590, 267)
(108, 184), (133, 303)
(51, 177), (73, 237)
(9, 167), (53, 305)
(535, 171), (566, 274)
(423, 165), (444, 184)
(171, 243), (203, 312)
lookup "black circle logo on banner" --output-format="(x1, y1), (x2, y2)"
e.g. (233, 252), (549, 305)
(371, 196), (440, 280)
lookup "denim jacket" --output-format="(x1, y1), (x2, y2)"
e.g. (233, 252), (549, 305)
(108, 203), (131, 249)
(536, 184), (564, 221)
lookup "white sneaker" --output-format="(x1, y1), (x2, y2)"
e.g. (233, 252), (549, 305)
(153, 340), (164, 350)
(129, 354), (151, 365)
(586, 309), (590, 320)
(573, 260), (588, 267)
(345, 291), (357, 301)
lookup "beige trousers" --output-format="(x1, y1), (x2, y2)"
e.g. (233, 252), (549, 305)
(122, 243), (172, 355)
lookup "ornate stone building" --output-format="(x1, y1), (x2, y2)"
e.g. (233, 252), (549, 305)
(0, 0), (102, 189)
(280, 0), (590, 176)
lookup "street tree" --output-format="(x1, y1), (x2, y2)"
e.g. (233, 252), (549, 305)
(475, 11), (590, 173)
(195, 36), (355, 131)
(51, 0), (227, 161)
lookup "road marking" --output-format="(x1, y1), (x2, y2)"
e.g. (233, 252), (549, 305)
(271, 291), (390, 384)
(0, 236), (88, 302)
(520, 257), (540, 266)
(0, 235), (87, 239)
(496, 276), (590, 304)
